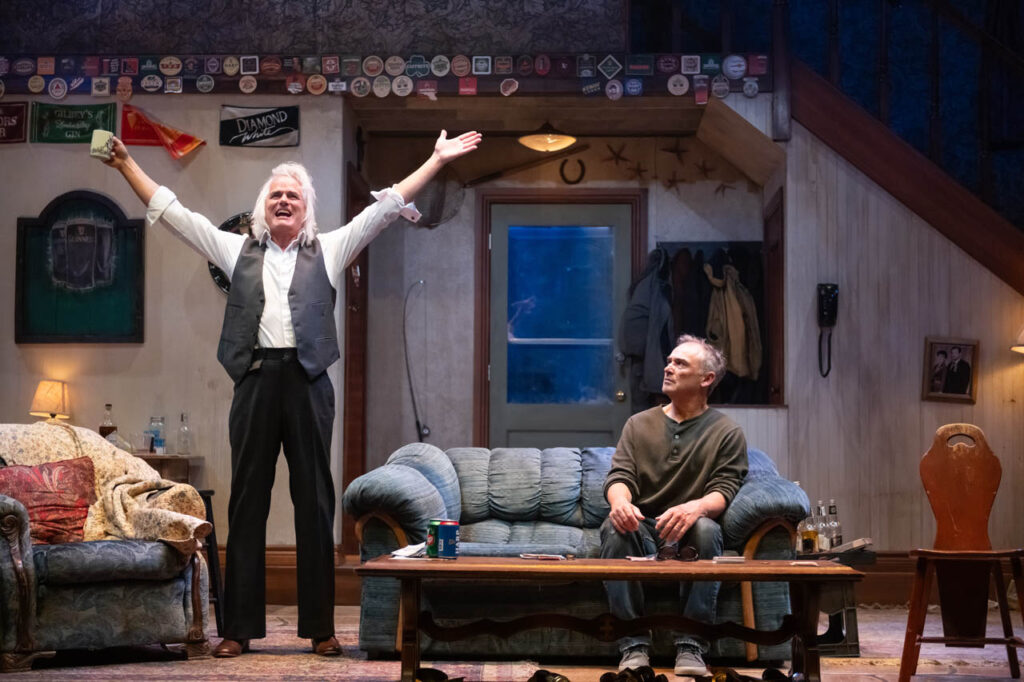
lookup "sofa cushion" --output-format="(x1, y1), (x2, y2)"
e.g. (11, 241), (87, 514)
(0, 456), (96, 544)
(746, 447), (780, 479)
(540, 448), (583, 525)
(33, 539), (191, 585)
(489, 448), (542, 521)
(447, 447), (491, 523)
(580, 447), (613, 527)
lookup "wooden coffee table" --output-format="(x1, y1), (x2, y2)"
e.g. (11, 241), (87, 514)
(357, 556), (863, 682)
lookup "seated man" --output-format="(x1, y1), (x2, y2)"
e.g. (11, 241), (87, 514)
(601, 334), (748, 676)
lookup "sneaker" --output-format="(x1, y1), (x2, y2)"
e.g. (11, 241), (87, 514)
(673, 647), (707, 676)
(618, 644), (650, 671)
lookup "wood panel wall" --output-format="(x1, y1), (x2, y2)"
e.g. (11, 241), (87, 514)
(744, 121), (1024, 551)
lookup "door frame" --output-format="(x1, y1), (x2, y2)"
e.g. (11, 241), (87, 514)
(341, 162), (371, 554)
(474, 189), (648, 447)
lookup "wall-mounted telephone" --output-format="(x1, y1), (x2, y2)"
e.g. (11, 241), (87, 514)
(817, 283), (839, 328)
(817, 283), (838, 377)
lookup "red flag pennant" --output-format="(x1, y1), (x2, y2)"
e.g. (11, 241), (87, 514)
(120, 104), (204, 160)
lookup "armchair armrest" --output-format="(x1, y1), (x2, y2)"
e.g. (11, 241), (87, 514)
(0, 494), (37, 653)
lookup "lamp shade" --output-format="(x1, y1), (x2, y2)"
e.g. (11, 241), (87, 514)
(517, 122), (576, 152)
(29, 380), (70, 419)
(1013, 326), (1024, 354)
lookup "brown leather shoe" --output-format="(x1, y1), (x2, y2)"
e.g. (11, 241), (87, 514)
(312, 635), (341, 656)
(212, 638), (250, 658)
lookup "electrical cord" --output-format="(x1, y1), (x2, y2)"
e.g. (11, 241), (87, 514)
(403, 280), (430, 440)
(818, 327), (833, 378)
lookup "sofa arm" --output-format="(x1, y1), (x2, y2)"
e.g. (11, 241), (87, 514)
(719, 476), (810, 550)
(342, 464), (448, 554)
(0, 494), (37, 653)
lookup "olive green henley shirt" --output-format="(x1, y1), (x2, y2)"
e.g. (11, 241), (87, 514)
(604, 405), (748, 517)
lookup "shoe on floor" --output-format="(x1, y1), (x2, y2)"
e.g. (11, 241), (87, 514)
(212, 638), (250, 657)
(618, 644), (650, 671)
(673, 647), (707, 676)
(312, 635), (341, 656)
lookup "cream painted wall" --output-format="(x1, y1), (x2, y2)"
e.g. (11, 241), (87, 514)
(365, 94), (1024, 551)
(0, 93), (352, 544)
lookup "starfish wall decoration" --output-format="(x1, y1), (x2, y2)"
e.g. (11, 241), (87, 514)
(603, 143), (629, 167)
(660, 138), (689, 163)
(662, 170), (682, 195)
(627, 161), (648, 181)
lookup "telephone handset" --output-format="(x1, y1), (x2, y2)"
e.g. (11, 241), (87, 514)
(817, 283), (839, 328)
(817, 283), (838, 377)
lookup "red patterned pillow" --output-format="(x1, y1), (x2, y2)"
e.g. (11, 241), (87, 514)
(0, 457), (97, 544)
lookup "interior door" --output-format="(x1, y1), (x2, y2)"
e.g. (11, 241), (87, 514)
(489, 203), (632, 448)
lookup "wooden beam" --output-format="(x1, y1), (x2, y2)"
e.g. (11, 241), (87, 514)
(697, 97), (785, 186)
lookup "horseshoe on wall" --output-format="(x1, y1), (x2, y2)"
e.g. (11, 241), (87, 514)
(559, 158), (585, 184)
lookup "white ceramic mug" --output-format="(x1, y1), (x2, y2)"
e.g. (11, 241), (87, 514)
(89, 129), (114, 159)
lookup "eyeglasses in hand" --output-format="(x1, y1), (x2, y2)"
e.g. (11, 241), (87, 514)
(654, 544), (699, 561)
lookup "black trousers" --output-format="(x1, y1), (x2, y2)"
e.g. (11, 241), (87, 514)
(222, 350), (336, 640)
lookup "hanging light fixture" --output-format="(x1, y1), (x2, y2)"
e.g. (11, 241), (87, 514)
(517, 121), (576, 152)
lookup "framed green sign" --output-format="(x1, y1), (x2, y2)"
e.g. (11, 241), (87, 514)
(15, 191), (144, 343)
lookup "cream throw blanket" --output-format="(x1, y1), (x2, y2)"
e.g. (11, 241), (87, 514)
(0, 422), (211, 554)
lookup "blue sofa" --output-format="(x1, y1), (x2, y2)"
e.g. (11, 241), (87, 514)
(343, 443), (809, 662)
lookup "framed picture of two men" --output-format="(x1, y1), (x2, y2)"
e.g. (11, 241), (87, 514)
(922, 336), (978, 404)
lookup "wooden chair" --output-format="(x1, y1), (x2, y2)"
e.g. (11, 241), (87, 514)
(898, 424), (1024, 682)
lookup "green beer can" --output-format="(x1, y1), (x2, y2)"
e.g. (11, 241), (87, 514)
(426, 519), (443, 558)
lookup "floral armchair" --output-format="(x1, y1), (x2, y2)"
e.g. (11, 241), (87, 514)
(0, 422), (211, 672)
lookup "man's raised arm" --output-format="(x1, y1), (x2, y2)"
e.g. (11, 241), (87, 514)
(101, 136), (159, 207)
(394, 130), (481, 203)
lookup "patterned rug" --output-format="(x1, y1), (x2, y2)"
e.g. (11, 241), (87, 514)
(3, 612), (540, 681)
(2, 605), (1017, 681)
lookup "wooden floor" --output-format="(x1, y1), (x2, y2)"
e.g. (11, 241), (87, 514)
(311, 604), (1018, 681)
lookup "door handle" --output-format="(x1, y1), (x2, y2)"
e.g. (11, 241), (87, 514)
(615, 390), (626, 402)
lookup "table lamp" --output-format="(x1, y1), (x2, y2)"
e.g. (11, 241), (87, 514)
(29, 380), (70, 421)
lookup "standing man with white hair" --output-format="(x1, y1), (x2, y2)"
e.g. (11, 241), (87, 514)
(100, 129), (481, 657)
(601, 334), (748, 676)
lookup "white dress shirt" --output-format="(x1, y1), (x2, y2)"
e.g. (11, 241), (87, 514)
(147, 184), (419, 348)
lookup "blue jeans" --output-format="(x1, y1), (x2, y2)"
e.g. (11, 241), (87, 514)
(600, 515), (724, 654)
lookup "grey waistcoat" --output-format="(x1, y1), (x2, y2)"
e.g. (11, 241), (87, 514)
(216, 238), (339, 384)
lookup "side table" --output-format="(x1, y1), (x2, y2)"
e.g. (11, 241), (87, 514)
(197, 489), (224, 637)
(804, 548), (876, 656)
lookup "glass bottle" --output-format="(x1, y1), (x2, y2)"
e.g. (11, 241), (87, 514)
(815, 500), (829, 551)
(148, 416), (166, 454)
(828, 499), (843, 549)
(798, 494), (819, 554)
(177, 411), (192, 455)
(99, 403), (117, 437)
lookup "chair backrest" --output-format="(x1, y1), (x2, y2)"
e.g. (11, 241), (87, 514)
(920, 423), (1001, 551)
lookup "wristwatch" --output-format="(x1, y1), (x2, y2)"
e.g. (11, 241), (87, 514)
(208, 211), (252, 293)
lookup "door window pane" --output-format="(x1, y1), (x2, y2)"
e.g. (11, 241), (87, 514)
(507, 225), (614, 404)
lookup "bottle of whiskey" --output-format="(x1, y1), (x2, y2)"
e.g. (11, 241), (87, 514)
(799, 510), (818, 553)
(99, 403), (117, 437)
(827, 499), (843, 548)
(815, 500), (829, 551)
